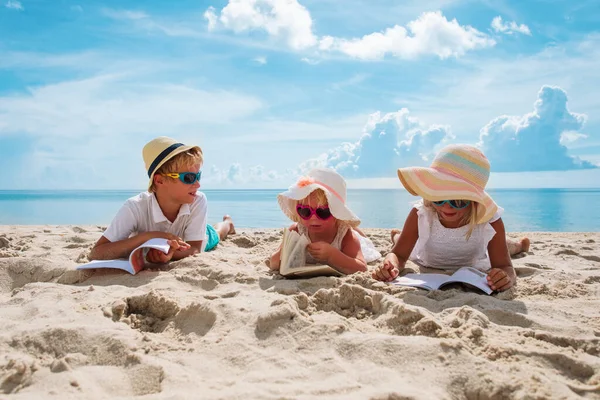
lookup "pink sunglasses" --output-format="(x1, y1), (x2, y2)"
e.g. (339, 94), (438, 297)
(296, 205), (332, 220)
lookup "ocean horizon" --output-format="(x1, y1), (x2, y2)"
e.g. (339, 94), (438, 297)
(0, 188), (598, 232)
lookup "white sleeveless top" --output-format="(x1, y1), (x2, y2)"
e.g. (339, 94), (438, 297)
(409, 202), (503, 272)
(297, 222), (381, 264)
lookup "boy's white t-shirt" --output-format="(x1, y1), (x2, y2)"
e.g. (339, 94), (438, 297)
(103, 191), (208, 244)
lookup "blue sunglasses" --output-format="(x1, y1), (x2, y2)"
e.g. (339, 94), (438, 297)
(162, 171), (201, 184)
(432, 199), (471, 209)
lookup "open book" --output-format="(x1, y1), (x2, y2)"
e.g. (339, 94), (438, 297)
(77, 238), (171, 275)
(391, 267), (493, 295)
(279, 229), (343, 278)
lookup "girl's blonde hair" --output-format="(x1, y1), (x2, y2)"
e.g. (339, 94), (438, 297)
(422, 199), (479, 240)
(290, 189), (331, 223)
(149, 148), (203, 193)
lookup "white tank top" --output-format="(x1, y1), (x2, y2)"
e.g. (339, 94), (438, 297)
(409, 202), (503, 271)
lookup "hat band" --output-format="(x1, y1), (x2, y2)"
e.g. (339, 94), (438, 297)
(148, 143), (184, 178)
(313, 180), (345, 203)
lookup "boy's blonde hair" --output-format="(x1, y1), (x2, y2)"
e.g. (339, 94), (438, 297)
(149, 148), (203, 193)
(423, 199), (479, 240)
(290, 189), (330, 222)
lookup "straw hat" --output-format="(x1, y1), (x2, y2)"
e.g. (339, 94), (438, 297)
(142, 137), (202, 189)
(277, 168), (360, 227)
(397, 144), (498, 224)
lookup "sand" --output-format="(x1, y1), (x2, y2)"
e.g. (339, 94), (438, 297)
(0, 226), (599, 399)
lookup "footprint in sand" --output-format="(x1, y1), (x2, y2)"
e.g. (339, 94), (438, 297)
(230, 235), (258, 248)
(5, 327), (164, 396)
(113, 291), (217, 337)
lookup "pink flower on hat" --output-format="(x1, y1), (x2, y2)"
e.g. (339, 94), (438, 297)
(297, 176), (315, 187)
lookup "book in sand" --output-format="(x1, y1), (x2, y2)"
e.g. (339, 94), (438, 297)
(391, 267), (493, 295)
(77, 238), (171, 275)
(279, 228), (343, 278)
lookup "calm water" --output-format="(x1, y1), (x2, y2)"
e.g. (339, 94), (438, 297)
(0, 189), (598, 232)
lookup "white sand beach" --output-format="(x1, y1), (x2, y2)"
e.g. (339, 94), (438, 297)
(0, 226), (599, 399)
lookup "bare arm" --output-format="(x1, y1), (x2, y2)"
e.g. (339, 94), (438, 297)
(373, 208), (419, 281)
(172, 240), (203, 261)
(487, 218), (517, 291)
(269, 224), (298, 270)
(325, 229), (367, 274)
(89, 231), (186, 260)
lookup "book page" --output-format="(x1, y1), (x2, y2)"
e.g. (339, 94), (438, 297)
(77, 259), (135, 274)
(444, 267), (492, 294)
(279, 229), (342, 278)
(392, 273), (450, 290)
(76, 238), (171, 275)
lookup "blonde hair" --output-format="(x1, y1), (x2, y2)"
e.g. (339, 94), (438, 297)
(422, 199), (479, 240)
(149, 148), (203, 193)
(290, 189), (331, 222)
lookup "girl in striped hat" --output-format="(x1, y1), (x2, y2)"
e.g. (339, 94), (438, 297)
(372, 144), (529, 292)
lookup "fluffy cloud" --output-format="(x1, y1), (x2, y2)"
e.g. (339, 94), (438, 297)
(5, 0), (22, 10)
(491, 16), (531, 36)
(321, 12), (495, 60)
(205, 2), (494, 60)
(204, 0), (317, 50)
(300, 109), (454, 178)
(479, 86), (595, 172)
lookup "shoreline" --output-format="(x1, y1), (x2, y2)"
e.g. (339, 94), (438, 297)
(1, 226), (599, 398)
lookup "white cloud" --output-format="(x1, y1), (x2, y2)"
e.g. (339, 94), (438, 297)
(0, 74), (263, 139)
(479, 85), (595, 172)
(204, 3), (493, 60)
(253, 56), (267, 65)
(491, 16), (531, 36)
(301, 57), (320, 65)
(5, 0), (23, 10)
(207, 163), (280, 185)
(206, 0), (317, 50)
(560, 131), (588, 145)
(204, 6), (218, 31)
(322, 11), (495, 60)
(300, 109), (455, 178)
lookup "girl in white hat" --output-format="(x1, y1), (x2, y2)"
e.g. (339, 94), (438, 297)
(372, 144), (529, 292)
(269, 168), (380, 275)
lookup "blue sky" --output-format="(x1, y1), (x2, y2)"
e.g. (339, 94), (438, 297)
(1, 0), (599, 190)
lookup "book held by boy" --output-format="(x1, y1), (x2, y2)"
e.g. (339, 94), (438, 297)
(279, 228), (343, 278)
(77, 238), (171, 275)
(391, 267), (493, 295)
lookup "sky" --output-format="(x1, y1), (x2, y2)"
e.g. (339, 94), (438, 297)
(1, 0), (599, 190)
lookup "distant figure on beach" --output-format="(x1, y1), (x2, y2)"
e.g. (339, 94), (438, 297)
(269, 168), (380, 275)
(371, 144), (529, 292)
(89, 136), (235, 264)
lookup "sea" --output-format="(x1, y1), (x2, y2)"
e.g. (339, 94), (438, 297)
(0, 189), (598, 232)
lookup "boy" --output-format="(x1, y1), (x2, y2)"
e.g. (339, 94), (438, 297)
(89, 136), (235, 264)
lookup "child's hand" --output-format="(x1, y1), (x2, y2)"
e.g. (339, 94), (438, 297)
(146, 239), (190, 264)
(486, 268), (513, 291)
(307, 242), (334, 263)
(372, 257), (400, 282)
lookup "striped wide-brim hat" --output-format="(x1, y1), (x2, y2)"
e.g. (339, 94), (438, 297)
(397, 144), (498, 224)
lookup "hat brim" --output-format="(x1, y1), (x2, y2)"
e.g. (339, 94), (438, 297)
(277, 183), (360, 227)
(148, 145), (201, 189)
(397, 167), (498, 224)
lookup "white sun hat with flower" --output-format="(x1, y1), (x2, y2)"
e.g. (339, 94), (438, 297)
(277, 168), (361, 227)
